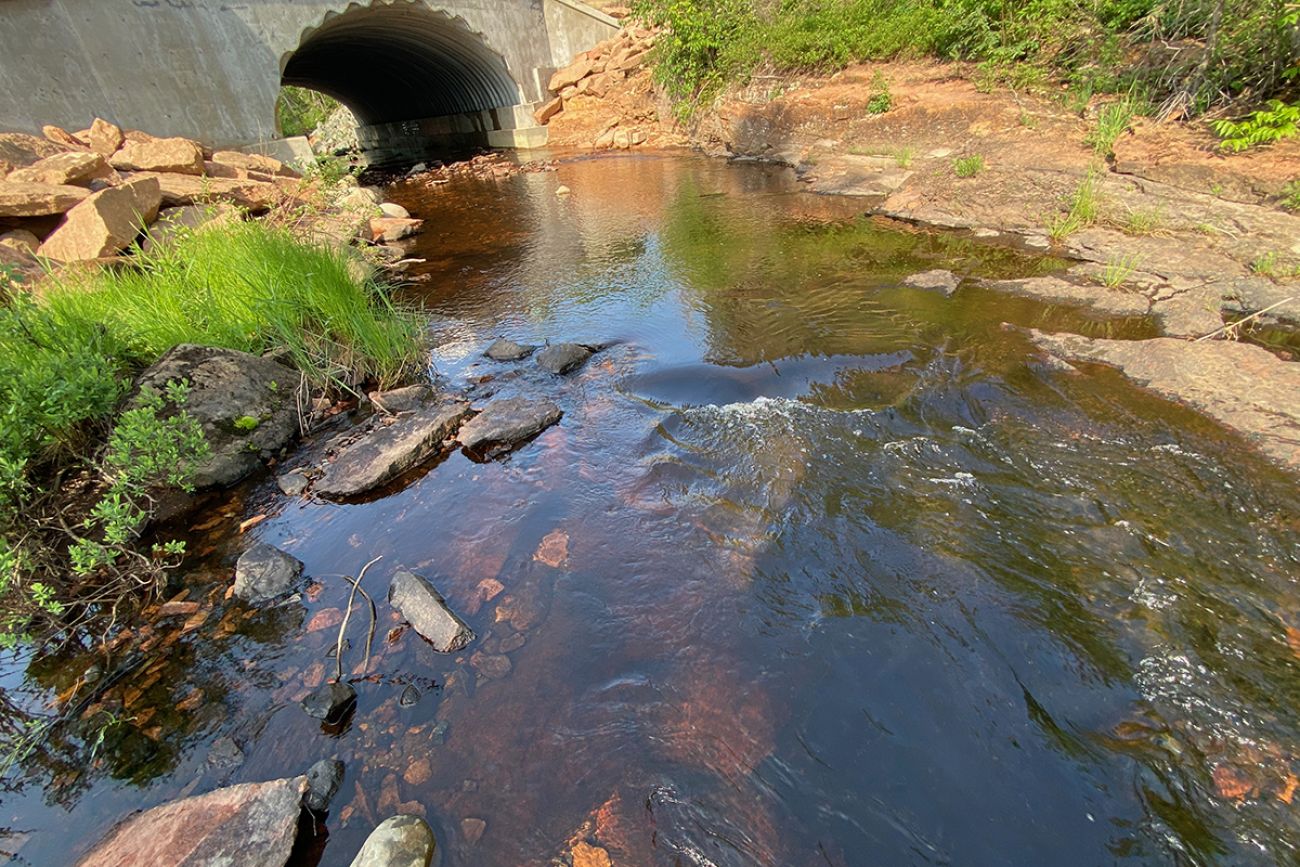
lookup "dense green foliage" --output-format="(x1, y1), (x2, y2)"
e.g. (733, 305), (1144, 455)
(0, 221), (424, 646)
(635, 0), (1300, 117)
(1213, 99), (1300, 151)
(275, 85), (340, 137)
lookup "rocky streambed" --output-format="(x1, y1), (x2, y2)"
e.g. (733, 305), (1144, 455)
(4, 153), (1300, 867)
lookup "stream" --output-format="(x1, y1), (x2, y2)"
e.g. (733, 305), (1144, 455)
(4, 153), (1300, 866)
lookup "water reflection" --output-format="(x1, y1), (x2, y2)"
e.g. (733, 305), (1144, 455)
(2, 154), (1298, 867)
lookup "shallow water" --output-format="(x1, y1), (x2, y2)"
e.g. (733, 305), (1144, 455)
(4, 154), (1300, 867)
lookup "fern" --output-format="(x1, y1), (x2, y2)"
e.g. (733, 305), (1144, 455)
(1212, 100), (1300, 152)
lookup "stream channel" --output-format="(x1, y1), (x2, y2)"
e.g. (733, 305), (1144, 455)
(4, 153), (1300, 866)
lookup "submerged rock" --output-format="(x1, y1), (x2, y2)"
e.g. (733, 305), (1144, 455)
(903, 269), (961, 296)
(132, 344), (299, 489)
(389, 570), (475, 653)
(350, 815), (437, 867)
(75, 776), (307, 867)
(536, 342), (596, 374)
(315, 399), (471, 499)
(368, 384), (434, 414)
(484, 338), (537, 362)
(304, 759), (346, 812)
(456, 396), (562, 458)
(276, 471), (309, 497)
(1029, 330), (1300, 472)
(302, 681), (358, 724)
(233, 543), (304, 605)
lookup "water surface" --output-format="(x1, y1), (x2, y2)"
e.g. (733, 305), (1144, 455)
(4, 154), (1300, 867)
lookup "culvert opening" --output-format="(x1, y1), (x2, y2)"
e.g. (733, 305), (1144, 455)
(281, 1), (523, 163)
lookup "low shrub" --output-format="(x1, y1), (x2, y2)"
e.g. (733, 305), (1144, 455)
(954, 154), (985, 177)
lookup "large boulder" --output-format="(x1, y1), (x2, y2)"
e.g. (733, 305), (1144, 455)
(131, 344), (300, 489)
(7, 151), (115, 186)
(389, 570), (475, 652)
(140, 203), (239, 254)
(0, 132), (64, 169)
(37, 176), (161, 261)
(233, 542), (304, 605)
(456, 397), (562, 458)
(137, 171), (283, 211)
(0, 181), (91, 216)
(87, 118), (125, 157)
(75, 776), (308, 867)
(109, 137), (205, 174)
(315, 399), (470, 499)
(368, 216), (423, 243)
(350, 815), (437, 867)
(549, 58), (594, 93)
(210, 150), (299, 178)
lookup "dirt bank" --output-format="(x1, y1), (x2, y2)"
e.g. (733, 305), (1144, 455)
(542, 48), (1300, 473)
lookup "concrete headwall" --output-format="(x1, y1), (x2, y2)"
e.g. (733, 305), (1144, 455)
(0, 0), (616, 149)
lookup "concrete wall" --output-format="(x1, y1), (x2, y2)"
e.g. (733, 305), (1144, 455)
(0, 0), (615, 149)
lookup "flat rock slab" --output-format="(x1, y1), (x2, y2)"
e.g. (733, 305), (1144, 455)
(369, 384), (434, 414)
(536, 342), (596, 374)
(389, 570), (474, 653)
(983, 275), (1151, 318)
(485, 338), (537, 361)
(0, 181), (90, 216)
(1030, 331), (1300, 472)
(457, 397), (562, 458)
(132, 344), (299, 489)
(76, 776), (307, 867)
(350, 814), (437, 867)
(234, 542), (304, 605)
(904, 269), (961, 296)
(316, 400), (470, 499)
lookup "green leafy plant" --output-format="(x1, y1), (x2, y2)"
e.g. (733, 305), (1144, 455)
(1086, 97), (1136, 157)
(233, 415), (260, 432)
(866, 71), (892, 114)
(1213, 100), (1300, 152)
(276, 85), (340, 138)
(953, 154), (985, 178)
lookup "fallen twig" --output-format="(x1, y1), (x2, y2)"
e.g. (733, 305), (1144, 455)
(1196, 297), (1296, 342)
(335, 555), (381, 682)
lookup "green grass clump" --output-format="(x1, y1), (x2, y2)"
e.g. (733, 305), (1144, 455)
(1100, 253), (1142, 289)
(1048, 169), (1101, 241)
(42, 221), (423, 393)
(953, 154), (985, 177)
(1121, 205), (1164, 236)
(1086, 97), (1136, 157)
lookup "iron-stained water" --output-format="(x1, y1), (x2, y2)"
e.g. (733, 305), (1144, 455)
(3, 154), (1300, 866)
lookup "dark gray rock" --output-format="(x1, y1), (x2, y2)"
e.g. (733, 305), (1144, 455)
(131, 344), (298, 489)
(301, 681), (357, 724)
(399, 685), (420, 707)
(207, 735), (245, 772)
(349, 814), (436, 867)
(484, 338), (536, 362)
(315, 399), (471, 499)
(389, 570), (475, 653)
(903, 269), (961, 296)
(535, 342), (595, 375)
(233, 543), (304, 605)
(304, 759), (345, 812)
(368, 384), (434, 414)
(456, 397), (562, 458)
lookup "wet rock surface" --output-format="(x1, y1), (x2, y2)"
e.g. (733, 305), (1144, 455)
(536, 342), (597, 374)
(456, 397), (562, 458)
(304, 758), (345, 812)
(75, 776), (307, 867)
(315, 399), (471, 499)
(302, 681), (358, 723)
(485, 338), (537, 361)
(350, 814), (437, 867)
(233, 543), (304, 605)
(132, 344), (299, 489)
(1030, 331), (1300, 471)
(368, 384), (434, 414)
(389, 570), (475, 653)
(904, 269), (961, 295)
